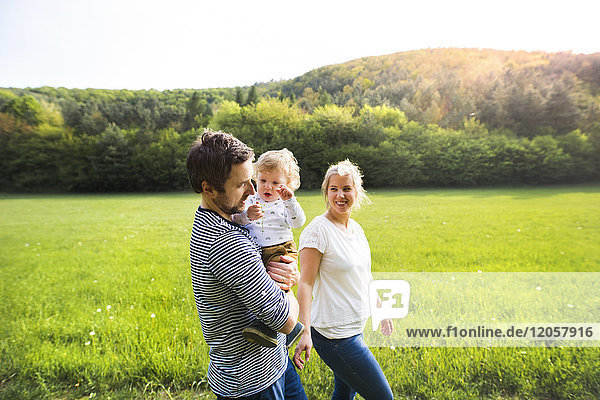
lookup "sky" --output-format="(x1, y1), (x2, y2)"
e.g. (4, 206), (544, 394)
(0, 0), (598, 91)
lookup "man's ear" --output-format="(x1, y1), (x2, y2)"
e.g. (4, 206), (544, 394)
(201, 181), (216, 198)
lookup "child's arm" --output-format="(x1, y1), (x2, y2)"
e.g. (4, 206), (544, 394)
(247, 202), (264, 220)
(232, 210), (251, 225)
(283, 195), (306, 229)
(232, 202), (264, 225)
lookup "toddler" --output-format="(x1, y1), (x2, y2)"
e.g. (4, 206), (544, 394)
(233, 148), (306, 349)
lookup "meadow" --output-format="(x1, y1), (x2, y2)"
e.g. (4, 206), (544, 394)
(1, 185), (599, 399)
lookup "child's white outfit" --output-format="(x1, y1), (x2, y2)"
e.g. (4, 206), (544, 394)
(236, 194), (306, 247)
(234, 193), (307, 349)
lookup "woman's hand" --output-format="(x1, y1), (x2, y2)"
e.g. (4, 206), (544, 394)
(266, 255), (300, 290)
(293, 330), (312, 370)
(380, 318), (394, 336)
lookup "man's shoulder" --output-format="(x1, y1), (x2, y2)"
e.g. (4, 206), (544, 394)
(192, 208), (253, 249)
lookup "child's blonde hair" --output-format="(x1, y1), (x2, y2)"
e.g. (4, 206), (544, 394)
(254, 148), (301, 191)
(321, 159), (370, 210)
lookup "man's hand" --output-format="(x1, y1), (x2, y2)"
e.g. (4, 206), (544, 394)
(266, 254), (300, 290)
(247, 202), (264, 221)
(275, 185), (294, 201)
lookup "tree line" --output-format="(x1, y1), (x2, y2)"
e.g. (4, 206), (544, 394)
(1, 96), (598, 192)
(1, 48), (599, 192)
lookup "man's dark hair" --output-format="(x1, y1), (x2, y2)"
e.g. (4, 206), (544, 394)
(186, 130), (254, 193)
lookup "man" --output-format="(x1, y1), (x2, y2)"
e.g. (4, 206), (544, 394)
(186, 130), (306, 400)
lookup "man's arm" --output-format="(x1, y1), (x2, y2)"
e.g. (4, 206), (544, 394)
(209, 230), (291, 332)
(279, 290), (299, 334)
(266, 254), (300, 332)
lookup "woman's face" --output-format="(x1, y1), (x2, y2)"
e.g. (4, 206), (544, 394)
(326, 173), (356, 214)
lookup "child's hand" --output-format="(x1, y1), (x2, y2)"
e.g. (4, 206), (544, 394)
(276, 184), (294, 201)
(247, 202), (264, 221)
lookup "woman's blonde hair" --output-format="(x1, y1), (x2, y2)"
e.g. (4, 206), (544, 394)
(254, 148), (301, 190)
(321, 159), (370, 210)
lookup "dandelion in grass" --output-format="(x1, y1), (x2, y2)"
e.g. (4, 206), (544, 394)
(85, 341), (91, 346)
(89, 330), (96, 346)
(517, 229), (521, 232)
(96, 308), (101, 313)
(536, 286), (542, 291)
(567, 304), (574, 308)
(25, 243), (29, 247)
(106, 305), (111, 310)
(109, 316), (114, 320)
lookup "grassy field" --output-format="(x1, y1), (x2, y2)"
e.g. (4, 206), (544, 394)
(1, 185), (599, 399)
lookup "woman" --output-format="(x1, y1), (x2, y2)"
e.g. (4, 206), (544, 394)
(293, 160), (394, 400)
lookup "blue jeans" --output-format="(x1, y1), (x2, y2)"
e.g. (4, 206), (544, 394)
(216, 357), (306, 400)
(311, 328), (393, 400)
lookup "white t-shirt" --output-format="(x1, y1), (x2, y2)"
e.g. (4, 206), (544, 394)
(235, 194), (306, 247)
(299, 214), (373, 339)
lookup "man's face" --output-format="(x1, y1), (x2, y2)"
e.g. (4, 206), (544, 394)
(214, 159), (255, 216)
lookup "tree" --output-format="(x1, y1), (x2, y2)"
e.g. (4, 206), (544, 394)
(505, 83), (547, 138)
(235, 87), (245, 106)
(185, 91), (212, 130)
(545, 80), (580, 135)
(245, 85), (258, 106)
(4, 95), (44, 125)
(89, 123), (132, 191)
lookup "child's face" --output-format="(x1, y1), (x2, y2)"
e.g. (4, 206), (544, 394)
(256, 169), (288, 202)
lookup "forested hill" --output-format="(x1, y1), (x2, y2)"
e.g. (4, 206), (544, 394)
(263, 48), (600, 136)
(1, 48), (599, 192)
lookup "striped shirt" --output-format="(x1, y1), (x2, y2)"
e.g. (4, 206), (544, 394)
(190, 206), (289, 397)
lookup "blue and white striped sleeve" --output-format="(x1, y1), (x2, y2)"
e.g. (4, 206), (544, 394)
(207, 230), (289, 331)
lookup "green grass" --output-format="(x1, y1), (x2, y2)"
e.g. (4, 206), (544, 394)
(1, 185), (599, 399)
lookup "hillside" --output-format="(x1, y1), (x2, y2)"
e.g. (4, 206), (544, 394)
(263, 48), (600, 135)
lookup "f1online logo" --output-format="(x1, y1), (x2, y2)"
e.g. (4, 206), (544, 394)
(369, 280), (410, 331)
